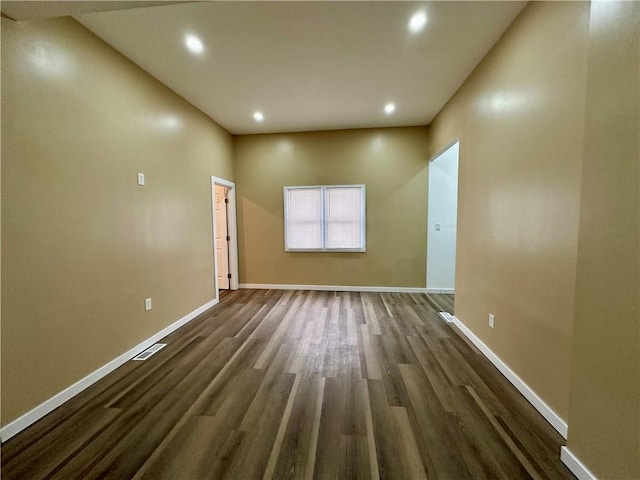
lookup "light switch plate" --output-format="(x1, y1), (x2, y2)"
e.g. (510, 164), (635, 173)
(137, 172), (145, 186)
(145, 298), (152, 311)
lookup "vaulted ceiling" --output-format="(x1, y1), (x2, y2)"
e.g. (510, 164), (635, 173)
(3, 1), (526, 134)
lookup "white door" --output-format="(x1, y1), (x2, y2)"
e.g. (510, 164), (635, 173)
(215, 185), (229, 290)
(427, 142), (459, 292)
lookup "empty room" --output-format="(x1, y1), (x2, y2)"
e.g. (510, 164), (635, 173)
(1, 1), (638, 479)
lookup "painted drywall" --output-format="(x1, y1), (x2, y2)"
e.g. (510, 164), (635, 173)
(1, 17), (233, 425)
(566, 2), (640, 478)
(427, 1), (590, 420)
(427, 142), (459, 292)
(234, 127), (429, 288)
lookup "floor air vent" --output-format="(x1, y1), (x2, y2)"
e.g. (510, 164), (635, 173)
(438, 311), (454, 323)
(132, 343), (166, 361)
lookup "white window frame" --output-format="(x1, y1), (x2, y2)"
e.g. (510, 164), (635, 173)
(284, 185), (366, 252)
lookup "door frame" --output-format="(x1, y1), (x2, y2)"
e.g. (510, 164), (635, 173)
(211, 176), (239, 301)
(426, 139), (460, 293)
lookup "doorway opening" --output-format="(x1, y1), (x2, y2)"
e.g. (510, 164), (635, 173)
(426, 141), (459, 315)
(211, 176), (239, 302)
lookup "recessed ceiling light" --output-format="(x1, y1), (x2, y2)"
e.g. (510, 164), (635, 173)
(253, 111), (264, 122)
(408, 10), (427, 33)
(185, 34), (204, 54)
(384, 103), (396, 114)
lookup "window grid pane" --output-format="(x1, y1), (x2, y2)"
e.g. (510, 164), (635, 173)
(325, 187), (362, 249)
(284, 185), (365, 251)
(286, 188), (322, 249)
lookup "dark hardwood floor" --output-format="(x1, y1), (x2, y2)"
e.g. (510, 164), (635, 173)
(2, 289), (575, 479)
(424, 293), (455, 316)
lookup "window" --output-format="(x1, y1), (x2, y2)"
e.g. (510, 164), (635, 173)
(284, 185), (366, 252)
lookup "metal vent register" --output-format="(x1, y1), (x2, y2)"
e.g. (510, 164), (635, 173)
(132, 343), (166, 361)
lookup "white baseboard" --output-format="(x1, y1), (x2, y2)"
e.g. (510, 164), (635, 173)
(426, 288), (455, 294)
(239, 283), (428, 293)
(561, 447), (597, 480)
(451, 315), (568, 438)
(0, 298), (219, 443)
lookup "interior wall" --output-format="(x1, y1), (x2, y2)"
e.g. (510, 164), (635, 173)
(566, 2), (639, 478)
(427, 1), (590, 420)
(427, 142), (459, 292)
(234, 127), (429, 288)
(1, 17), (233, 425)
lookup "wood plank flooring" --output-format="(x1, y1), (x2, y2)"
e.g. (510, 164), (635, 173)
(1, 289), (575, 479)
(424, 293), (455, 316)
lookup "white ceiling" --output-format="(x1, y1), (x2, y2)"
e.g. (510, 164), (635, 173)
(72, 2), (525, 134)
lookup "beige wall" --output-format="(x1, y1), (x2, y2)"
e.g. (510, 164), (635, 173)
(234, 127), (429, 287)
(428, 1), (640, 477)
(1, 17), (233, 425)
(566, 2), (639, 478)
(427, 1), (590, 420)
